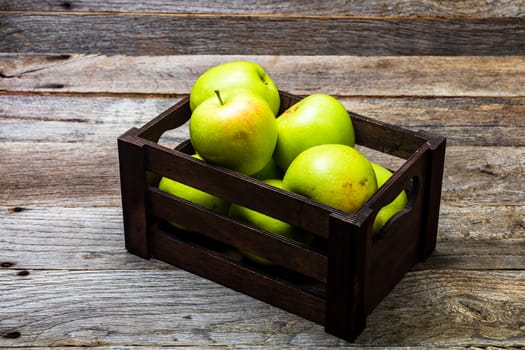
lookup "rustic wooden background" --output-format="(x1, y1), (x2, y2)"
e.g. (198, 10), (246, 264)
(1, 1), (524, 348)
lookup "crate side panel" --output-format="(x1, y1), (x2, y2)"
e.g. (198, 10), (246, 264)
(148, 186), (328, 282)
(365, 143), (431, 313)
(145, 142), (333, 237)
(149, 225), (326, 325)
(366, 205), (423, 313)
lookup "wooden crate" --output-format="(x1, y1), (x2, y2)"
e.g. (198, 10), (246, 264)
(117, 91), (446, 341)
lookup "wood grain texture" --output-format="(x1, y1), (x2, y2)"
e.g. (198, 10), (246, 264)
(1, 94), (524, 146)
(437, 205), (525, 241)
(0, 95), (182, 144)
(0, 142), (121, 207)
(1, 205), (523, 271)
(0, 0), (523, 343)
(2, 55), (525, 97)
(1, 0), (524, 17)
(1, 269), (525, 347)
(1, 14), (524, 55)
(440, 146), (525, 206)
(3, 141), (522, 207)
(0, 206), (169, 271)
(345, 97), (525, 147)
(0, 269), (335, 347)
(360, 269), (525, 346)
(417, 239), (525, 271)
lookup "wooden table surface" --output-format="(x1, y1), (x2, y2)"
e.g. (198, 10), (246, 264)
(1, 2), (524, 348)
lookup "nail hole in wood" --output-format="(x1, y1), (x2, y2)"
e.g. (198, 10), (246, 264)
(2, 331), (21, 339)
(47, 54), (72, 60)
(37, 83), (65, 89)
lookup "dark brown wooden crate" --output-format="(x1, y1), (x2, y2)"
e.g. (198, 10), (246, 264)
(117, 91), (446, 342)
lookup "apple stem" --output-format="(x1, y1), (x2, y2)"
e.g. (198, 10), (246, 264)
(214, 90), (224, 106)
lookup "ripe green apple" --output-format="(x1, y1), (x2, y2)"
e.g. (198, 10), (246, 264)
(229, 179), (314, 265)
(273, 93), (355, 171)
(189, 61), (281, 115)
(283, 144), (377, 214)
(251, 158), (283, 181)
(190, 89), (278, 175)
(371, 162), (408, 235)
(158, 154), (230, 230)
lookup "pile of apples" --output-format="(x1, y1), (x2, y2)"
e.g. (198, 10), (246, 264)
(159, 61), (407, 264)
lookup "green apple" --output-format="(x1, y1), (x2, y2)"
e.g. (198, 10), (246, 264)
(229, 179), (314, 265)
(273, 93), (355, 171)
(283, 144), (377, 214)
(190, 89), (278, 175)
(189, 61), (280, 115)
(371, 162), (408, 235)
(251, 158), (283, 181)
(158, 154), (230, 230)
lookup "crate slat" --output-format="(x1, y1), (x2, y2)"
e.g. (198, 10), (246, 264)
(149, 224), (327, 325)
(144, 141), (334, 238)
(148, 186), (328, 283)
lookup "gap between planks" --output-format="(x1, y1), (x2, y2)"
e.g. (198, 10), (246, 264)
(0, 10), (500, 20)
(1, 0), (524, 18)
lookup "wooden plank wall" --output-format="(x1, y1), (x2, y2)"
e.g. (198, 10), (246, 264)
(1, 1), (525, 55)
(1, 1), (524, 348)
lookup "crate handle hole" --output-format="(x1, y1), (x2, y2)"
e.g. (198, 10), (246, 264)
(374, 175), (420, 237)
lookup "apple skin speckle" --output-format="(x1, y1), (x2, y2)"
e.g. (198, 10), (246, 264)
(284, 144), (377, 214)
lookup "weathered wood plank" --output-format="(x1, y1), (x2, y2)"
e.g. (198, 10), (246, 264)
(0, 207), (170, 271)
(0, 95), (183, 143)
(0, 142), (122, 207)
(0, 269), (333, 347)
(0, 347), (457, 350)
(0, 95), (182, 144)
(360, 270), (525, 346)
(1, 0), (524, 17)
(417, 239), (525, 271)
(0, 347), (386, 350)
(1, 269), (524, 347)
(1, 205), (523, 271)
(345, 97), (525, 147)
(0, 2), (521, 348)
(440, 146), (525, 207)
(1, 15), (524, 55)
(1, 95), (524, 146)
(2, 55), (524, 97)
(437, 205), (525, 241)
(1, 142), (523, 207)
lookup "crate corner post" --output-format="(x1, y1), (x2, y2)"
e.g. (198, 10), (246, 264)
(117, 128), (151, 259)
(419, 132), (447, 261)
(325, 210), (373, 342)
